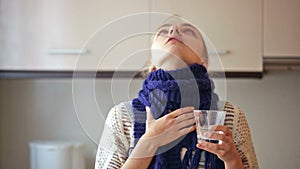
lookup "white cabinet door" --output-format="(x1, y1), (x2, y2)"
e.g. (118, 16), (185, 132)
(151, 0), (263, 72)
(264, 0), (300, 57)
(0, 0), (149, 71)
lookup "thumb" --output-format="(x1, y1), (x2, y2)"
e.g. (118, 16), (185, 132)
(146, 106), (154, 122)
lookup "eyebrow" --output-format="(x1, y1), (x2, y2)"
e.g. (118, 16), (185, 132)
(156, 23), (172, 30)
(181, 23), (198, 31)
(157, 23), (198, 31)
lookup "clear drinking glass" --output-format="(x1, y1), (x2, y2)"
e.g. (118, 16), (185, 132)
(194, 110), (226, 142)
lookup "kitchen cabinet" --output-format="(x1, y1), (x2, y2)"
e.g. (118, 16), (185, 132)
(0, 0), (149, 71)
(264, 0), (300, 58)
(1, 0), (264, 76)
(151, 0), (263, 72)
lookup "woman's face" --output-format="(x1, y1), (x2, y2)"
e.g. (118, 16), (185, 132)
(151, 18), (206, 70)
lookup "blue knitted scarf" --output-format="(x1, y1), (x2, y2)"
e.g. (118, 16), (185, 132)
(131, 64), (224, 169)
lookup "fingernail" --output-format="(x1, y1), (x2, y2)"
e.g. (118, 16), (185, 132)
(199, 140), (205, 144)
(204, 132), (210, 137)
(191, 125), (196, 131)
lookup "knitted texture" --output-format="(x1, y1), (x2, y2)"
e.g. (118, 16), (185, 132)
(131, 64), (223, 169)
(95, 102), (259, 169)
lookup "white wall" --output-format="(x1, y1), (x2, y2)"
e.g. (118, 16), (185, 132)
(226, 70), (300, 169)
(1, 70), (300, 169)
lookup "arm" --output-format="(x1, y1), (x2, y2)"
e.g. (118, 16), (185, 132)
(95, 104), (130, 169)
(96, 104), (196, 169)
(232, 107), (259, 169)
(121, 134), (158, 169)
(122, 106), (196, 169)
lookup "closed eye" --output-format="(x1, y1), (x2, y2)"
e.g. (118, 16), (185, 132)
(181, 28), (196, 36)
(157, 29), (168, 36)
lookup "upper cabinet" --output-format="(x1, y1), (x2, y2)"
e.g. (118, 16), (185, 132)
(151, 0), (263, 72)
(1, 0), (264, 73)
(264, 0), (300, 58)
(0, 0), (149, 71)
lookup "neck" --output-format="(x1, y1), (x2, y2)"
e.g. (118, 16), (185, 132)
(155, 54), (187, 71)
(155, 57), (205, 71)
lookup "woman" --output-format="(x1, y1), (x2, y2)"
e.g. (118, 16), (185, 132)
(95, 16), (258, 169)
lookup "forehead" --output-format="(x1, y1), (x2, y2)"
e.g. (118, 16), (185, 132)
(162, 16), (187, 25)
(159, 16), (196, 27)
(156, 16), (200, 33)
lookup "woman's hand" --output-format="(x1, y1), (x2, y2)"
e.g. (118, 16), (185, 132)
(196, 125), (244, 169)
(126, 106), (196, 163)
(142, 106), (196, 147)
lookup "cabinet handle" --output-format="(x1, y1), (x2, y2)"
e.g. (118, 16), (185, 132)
(48, 49), (89, 55)
(48, 49), (227, 56)
(208, 50), (229, 56)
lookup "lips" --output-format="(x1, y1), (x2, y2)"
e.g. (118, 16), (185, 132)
(166, 36), (183, 44)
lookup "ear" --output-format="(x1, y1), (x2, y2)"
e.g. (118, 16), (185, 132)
(150, 66), (157, 72)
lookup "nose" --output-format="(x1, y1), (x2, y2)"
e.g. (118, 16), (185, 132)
(168, 26), (180, 35)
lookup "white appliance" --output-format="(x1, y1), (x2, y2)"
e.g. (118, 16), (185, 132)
(29, 141), (85, 169)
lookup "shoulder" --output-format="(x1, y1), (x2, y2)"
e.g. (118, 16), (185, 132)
(223, 102), (259, 168)
(96, 102), (133, 169)
(105, 102), (133, 133)
(223, 102), (239, 130)
(223, 102), (251, 144)
(223, 101), (247, 123)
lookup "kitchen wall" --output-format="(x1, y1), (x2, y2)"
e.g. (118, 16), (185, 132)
(0, 70), (300, 169)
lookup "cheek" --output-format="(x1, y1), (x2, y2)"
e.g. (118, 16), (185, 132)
(182, 38), (204, 57)
(151, 41), (161, 50)
(151, 36), (165, 49)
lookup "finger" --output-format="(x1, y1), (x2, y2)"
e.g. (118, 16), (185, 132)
(146, 106), (154, 122)
(168, 107), (194, 118)
(178, 125), (196, 136)
(203, 132), (229, 143)
(197, 141), (232, 160)
(176, 111), (195, 123)
(210, 125), (232, 136)
(177, 118), (196, 130)
(196, 140), (224, 155)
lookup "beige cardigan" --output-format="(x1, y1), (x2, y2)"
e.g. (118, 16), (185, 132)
(95, 102), (259, 169)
